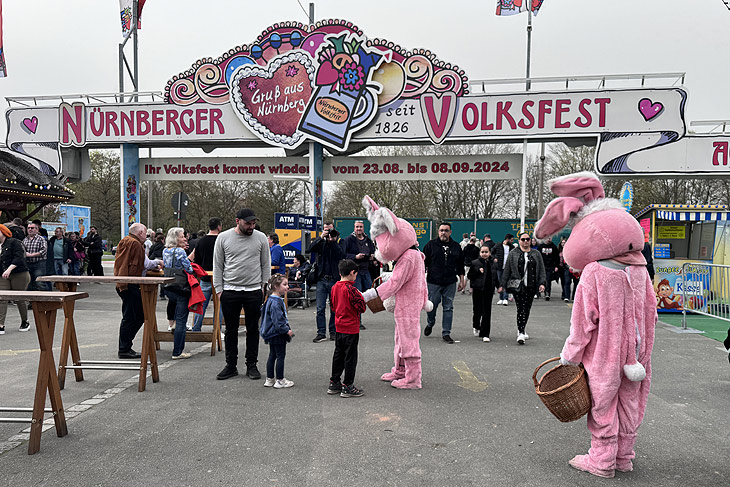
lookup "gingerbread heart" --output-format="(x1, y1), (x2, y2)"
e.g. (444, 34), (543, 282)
(229, 51), (315, 148)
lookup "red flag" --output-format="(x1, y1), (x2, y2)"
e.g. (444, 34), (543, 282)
(120, 0), (147, 37)
(0, 0), (6, 77)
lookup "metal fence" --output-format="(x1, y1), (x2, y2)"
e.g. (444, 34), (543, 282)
(681, 262), (730, 329)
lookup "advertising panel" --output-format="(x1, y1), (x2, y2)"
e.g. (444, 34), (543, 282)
(654, 259), (709, 313)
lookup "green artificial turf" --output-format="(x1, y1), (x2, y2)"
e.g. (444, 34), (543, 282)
(659, 313), (730, 343)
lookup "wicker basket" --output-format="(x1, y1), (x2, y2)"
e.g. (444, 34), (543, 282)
(366, 276), (385, 313)
(533, 357), (591, 423)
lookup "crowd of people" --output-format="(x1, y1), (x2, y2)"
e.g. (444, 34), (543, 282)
(1, 211), (585, 392)
(0, 218), (106, 335)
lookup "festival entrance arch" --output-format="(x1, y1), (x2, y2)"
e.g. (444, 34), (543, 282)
(4, 19), (725, 234)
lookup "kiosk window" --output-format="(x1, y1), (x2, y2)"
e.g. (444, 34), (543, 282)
(655, 221), (691, 259)
(688, 221), (716, 260)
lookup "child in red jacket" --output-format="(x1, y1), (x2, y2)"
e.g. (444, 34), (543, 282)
(327, 259), (366, 398)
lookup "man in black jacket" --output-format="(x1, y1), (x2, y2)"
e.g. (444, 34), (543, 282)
(537, 239), (559, 300)
(83, 226), (104, 276)
(422, 222), (465, 344)
(493, 234), (514, 305)
(308, 223), (344, 343)
(341, 220), (376, 330)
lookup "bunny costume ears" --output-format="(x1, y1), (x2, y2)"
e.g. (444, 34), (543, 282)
(535, 171), (645, 271)
(534, 171), (621, 239)
(362, 195), (417, 263)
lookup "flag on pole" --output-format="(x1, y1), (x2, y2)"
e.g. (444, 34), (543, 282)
(0, 0), (7, 77)
(120, 0), (147, 37)
(496, 0), (546, 16)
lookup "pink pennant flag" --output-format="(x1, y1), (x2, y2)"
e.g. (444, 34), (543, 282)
(496, 0), (546, 17)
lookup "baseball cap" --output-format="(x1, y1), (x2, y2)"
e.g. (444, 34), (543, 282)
(236, 208), (257, 222)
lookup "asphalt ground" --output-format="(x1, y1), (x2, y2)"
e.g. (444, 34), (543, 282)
(1, 269), (729, 486)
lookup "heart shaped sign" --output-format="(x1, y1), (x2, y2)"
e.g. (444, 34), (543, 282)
(22, 116), (39, 134)
(638, 98), (664, 122)
(229, 51), (315, 148)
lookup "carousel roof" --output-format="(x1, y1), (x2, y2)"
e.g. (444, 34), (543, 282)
(0, 147), (74, 203)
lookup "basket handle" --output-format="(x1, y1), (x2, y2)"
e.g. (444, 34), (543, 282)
(532, 357), (561, 388)
(372, 276), (382, 289)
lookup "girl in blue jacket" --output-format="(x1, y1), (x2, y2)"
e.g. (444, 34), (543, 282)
(260, 274), (294, 388)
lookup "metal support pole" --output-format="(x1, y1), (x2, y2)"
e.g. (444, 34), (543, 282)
(132, 0), (139, 101)
(519, 9), (533, 234)
(520, 140), (528, 234)
(147, 149), (152, 229)
(525, 8), (532, 91)
(537, 143), (546, 216)
(118, 44), (124, 103)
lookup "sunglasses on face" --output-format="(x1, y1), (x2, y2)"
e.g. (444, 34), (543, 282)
(519, 238), (530, 241)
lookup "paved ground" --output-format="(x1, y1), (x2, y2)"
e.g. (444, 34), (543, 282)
(1, 271), (729, 486)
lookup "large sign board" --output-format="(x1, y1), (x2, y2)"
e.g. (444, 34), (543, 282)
(3, 18), (724, 178)
(325, 155), (522, 181)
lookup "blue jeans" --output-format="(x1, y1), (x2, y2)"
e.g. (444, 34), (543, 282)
(54, 259), (69, 275)
(165, 288), (189, 356)
(496, 269), (508, 300)
(426, 281), (456, 336)
(354, 268), (373, 292)
(192, 280), (213, 331)
(27, 261), (49, 291)
(69, 260), (81, 276)
(316, 278), (337, 336)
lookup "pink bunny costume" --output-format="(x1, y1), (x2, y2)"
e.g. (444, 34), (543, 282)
(361, 196), (432, 389)
(534, 172), (657, 478)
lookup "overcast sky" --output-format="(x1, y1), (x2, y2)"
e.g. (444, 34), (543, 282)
(2, 0), (730, 145)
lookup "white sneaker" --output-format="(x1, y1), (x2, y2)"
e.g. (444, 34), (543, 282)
(264, 377), (276, 387)
(564, 298), (569, 302)
(496, 299), (503, 305)
(186, 324), (193, 331)
(502, 301), (508, 306)
(167, 324), (174, 331)
(517, 333), (526, 345)
(483, 337), (490, 342)
(473, 328), (479, 336)
(524, 333), (530, 340)
(274, 378), (294, 389)
(172, 352), (191, 360)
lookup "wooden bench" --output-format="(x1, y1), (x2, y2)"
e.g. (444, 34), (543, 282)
(0, 290), (88, 454)
(38, 275), (172, 392)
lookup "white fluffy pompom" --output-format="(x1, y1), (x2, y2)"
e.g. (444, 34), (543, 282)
(623, 362), (646, 382)
(423, 300), (434, 312)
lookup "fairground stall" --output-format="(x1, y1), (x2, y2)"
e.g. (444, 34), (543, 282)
(634, 204), (730, 313)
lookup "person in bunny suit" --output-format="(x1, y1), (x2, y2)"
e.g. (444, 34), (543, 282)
(361, 196), (432, 389)
(534, 172), (657, 479)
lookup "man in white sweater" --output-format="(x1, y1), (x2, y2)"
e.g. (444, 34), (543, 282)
(213, 208), (271, 380)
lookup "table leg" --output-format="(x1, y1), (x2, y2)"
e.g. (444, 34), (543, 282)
(212, 288), (221, 355)
(55, 282), (83, 389)
(138, 284), (160, 392)
(29, 302), (67, 455)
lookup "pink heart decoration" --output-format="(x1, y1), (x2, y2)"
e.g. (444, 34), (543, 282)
(316, 60), (340, 86)
(638, 98), (663, 121)
(230, 52), (315, 147)
(22, 116), (38, 134)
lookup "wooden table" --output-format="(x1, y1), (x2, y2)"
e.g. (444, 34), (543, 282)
(0, 290), (88, 454)
(37, 275), (172, 392)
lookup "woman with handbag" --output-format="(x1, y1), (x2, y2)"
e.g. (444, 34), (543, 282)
(499, 232), (546, 345)
(69, 232), (86, 276)
(163, 227), (194, 359)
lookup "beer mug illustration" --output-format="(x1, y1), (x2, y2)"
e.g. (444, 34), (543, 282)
(298, 34), (385, 151)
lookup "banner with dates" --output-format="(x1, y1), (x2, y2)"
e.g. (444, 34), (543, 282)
(325, 155), (522, 181)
